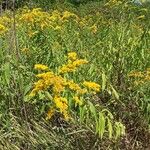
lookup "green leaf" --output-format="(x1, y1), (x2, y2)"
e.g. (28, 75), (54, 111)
(38, 92), (45, 100)
(102, 109), (114, 120)
(98, 112), (105, 139)
(3, 62), (11, 85)
(24, 95), (32, 102)
(114, 122), (125, 139)
(88, 101), (97, 121)
(110, 84), (119, 100)
(107, 117), (113, 139)
(79, 105), (87, 123)
(114, 122), (120, 140)
(102, 72), (107, 91)
(23, 84), (32, 96)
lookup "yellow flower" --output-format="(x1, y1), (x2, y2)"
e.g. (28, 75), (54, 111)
(73, 59), (88, 67)
(0, 24), (7, 34)
(53, 96), (70, 120)
(0, 16), (11, 24)
(73, 96), (83, 106)
(36, 71), (54, 78)
(28, 30), (38, 38)
(129, 68), (150, 86)
(83, 81), (100, 92)
(21, 47), (29, 53)
(33, 79), (46, 91)
(19, 8), (49, 27)
(59, 52), (88, 74)
(52, 76), (66, 94)
(67, 80), (87, 95)
(31, 71), (67, 96)
(49, 10), (61, 21)
(63, 111), (70, 121)
(59, 63), (77, 74)
(68, 52), (77, 61)
(54, 96), (68, 113)
(67, 80), (81, 91)
(59, 59), (88, 74)
(62, 11), (78, 20)
(46, 108), (55, 120)
(128, 71), (144, 78)
(54, 26), (61, 31)
(34, 64), (49, 71)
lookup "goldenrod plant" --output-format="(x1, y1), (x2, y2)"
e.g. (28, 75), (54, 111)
(28, 52), (125, 139)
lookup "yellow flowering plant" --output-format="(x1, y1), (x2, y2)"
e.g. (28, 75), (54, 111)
(0, 15), (11, 35)
(28, 51), (125, 140)
(128, 68), (150, 86)
(29, 52), (100, 121)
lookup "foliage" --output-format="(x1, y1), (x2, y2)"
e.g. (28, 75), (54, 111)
(0, 0), (150, 149)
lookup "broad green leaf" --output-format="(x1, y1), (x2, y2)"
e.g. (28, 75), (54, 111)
(38, 92), (45, 100)
(23, 84), (32, 96)
(88, 101), (97, 121)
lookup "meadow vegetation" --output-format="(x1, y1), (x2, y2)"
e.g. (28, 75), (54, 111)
(0, 0), (150, 149)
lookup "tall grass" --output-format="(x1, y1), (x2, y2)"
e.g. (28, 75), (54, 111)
(0, 0), (150, 149)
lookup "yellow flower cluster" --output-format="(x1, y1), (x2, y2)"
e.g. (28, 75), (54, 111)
(73, 96), (83, 106)
(0, 16), (11, 25)
(19, 8), (61, 36)
(128, 68), (150, 86)
(19, 8), (49, 25)
(19, 8), (80, 36)
(62, 11), (79, 20)
(67, 80), (87, 95)
(0, 16), (11, 35)
(46, 107), (55, 120)
(0, 24), (7, 35)
(30, 71), (66, 97)
(68, 52), (77, 61)
(30, 52), (101, 121)
(128, 71), (144, 78)
(105, 0), (122, 7)
(59, 52), (88, 74)
(34, 64), (49, 71)
(54, 96), (69, 120)
(83, 81), (101, 92)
